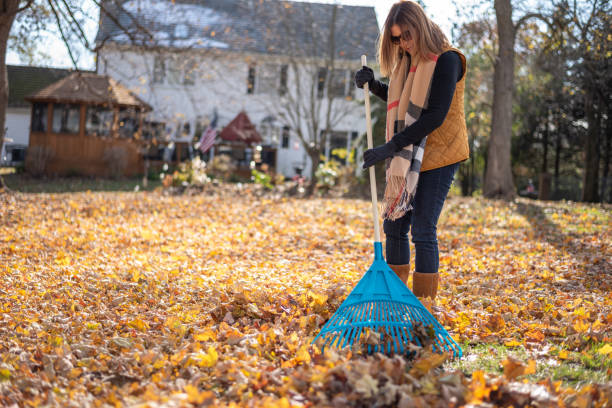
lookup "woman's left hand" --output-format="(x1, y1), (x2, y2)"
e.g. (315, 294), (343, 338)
(363, 141), (398, 169)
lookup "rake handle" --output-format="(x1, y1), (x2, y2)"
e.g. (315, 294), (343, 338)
(361, 55), (381, 243)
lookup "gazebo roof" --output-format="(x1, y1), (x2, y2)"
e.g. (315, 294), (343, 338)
(25, 72), (152, 111)
(218, 111), (262, 145)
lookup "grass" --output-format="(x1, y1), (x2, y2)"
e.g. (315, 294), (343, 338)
(2, 173), (162, 193)
(445, 341), (612, 387)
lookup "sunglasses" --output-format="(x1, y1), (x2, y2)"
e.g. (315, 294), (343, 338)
(390, 30), (412, 44)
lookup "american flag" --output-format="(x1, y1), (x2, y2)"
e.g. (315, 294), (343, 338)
(196, 110), (218, 153)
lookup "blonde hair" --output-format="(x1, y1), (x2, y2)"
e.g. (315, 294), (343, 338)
(377, 1), (452, 77)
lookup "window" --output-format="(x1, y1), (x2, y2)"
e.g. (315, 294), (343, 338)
(174, 24), (188, 38)
(117, 108), (139, 139)
(141, 121), (165, 143)
(279, 65), (288, 96)
(281, 126), (290, 148)
(317, 68), (349, 98)
(247, 65), (256, 94)
(153, 55), (165, 84)
(85, 107), (113, 137)
(52, 104), (80, 134)
(167, 57), (182, 85)
(180, 121), (191, 140)
(257, 64), (278, 94)
(183, 59), (197, 85)
(329, 69), (348, 98)
(31, 103), (48, 132)
(329, 130), (349, 163)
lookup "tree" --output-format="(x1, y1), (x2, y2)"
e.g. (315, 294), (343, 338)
(0, 0), (23, 189)
(550, 0), (611, 202)
(453, 0), (554, 200)
(1, 0), (153, 188)
(531, 0), (611, 202)
(454, 18), (495, 196)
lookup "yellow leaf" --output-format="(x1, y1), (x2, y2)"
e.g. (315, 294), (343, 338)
(504, 340), (522, 347)
(559, 349), (569, 359)
(597, 344), (612, 356)
(0, 367), (11, 380)
(197, 346), (218, 367)
(128, 318), (149, 332)
(194, 329), (216, 342)
(470, 370), (491, 402)
(86, 322), (100, 330)
(573, 319), (589, 333)
(295, 345), (311, 364)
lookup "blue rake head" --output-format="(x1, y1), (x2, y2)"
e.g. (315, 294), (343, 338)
(312, 242), (462, 358)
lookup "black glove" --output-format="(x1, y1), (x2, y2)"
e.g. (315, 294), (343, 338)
(355, 66), (374, 89)
(363, 141), (398, 169)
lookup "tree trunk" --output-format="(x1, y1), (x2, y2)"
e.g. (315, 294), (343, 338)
(1, 1), (20, 190)
(603, 105), (611, 203)
(599, 102), (609, 203)
(483, 0), (516, 200)
(306, 149), (320, 196)
(538, 107), (551, 200)
(542, 107), (549, 173)
(538, 172), (551, 201)
(581, 88), (600, 202)
(554, 108), (561, 197)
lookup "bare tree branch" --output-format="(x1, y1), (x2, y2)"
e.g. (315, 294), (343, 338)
(47, 0), (79, 69)
(16, 0), (35, 14)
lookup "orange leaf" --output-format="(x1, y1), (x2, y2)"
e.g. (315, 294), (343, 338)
(502, 357), (524, 380)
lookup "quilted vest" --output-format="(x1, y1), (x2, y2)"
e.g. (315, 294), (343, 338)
(420, 48), (469, 172)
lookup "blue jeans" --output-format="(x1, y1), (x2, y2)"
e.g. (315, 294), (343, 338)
(383, 162), (459, 273)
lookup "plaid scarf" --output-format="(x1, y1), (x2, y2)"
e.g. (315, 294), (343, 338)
(382, 51), (440, 220)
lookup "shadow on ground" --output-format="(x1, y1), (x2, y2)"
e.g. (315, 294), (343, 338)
(514, 198), (611, 293)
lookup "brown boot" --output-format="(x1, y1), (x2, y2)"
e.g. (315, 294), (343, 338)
(388, 264), (410, 285)
(412, 271), (439, 299)
(412, 272), (439, 313)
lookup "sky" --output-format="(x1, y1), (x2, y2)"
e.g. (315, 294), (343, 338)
(6, 0), (460, 70)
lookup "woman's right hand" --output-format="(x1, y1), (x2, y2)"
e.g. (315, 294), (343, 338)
(355, 66), (374, 89)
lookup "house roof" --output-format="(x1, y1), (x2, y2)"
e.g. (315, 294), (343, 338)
(95, 0), (379, 61)
(7, 65), (75, 108)
(25, 72), (153, 111)
(218, 111), (262, 145)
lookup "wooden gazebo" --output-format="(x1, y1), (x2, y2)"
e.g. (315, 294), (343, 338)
(24, 72), (152, 177)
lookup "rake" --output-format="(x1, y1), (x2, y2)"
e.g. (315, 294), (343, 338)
(311, 55), (462, 358)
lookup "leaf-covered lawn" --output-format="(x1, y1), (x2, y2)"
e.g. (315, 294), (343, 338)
(1, 188), (610, 407)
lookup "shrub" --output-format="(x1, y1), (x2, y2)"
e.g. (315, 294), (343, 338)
(315, 160), (340, 190)
(251, 169), (273, 190)
(207, 154), (236, 181)
(160, 157), (211, 188)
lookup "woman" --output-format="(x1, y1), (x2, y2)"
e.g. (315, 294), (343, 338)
(355, 0), (469, 305)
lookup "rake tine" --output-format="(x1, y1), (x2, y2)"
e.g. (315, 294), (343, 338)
(386, 302), (399, 354)
(391, 303), (405, 353)
(343, 304), (364, 348)
(337, 306), (356, 348)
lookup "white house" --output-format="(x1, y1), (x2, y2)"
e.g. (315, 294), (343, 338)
(94, 0), (379, 178)
(2, 65), (73, 165)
